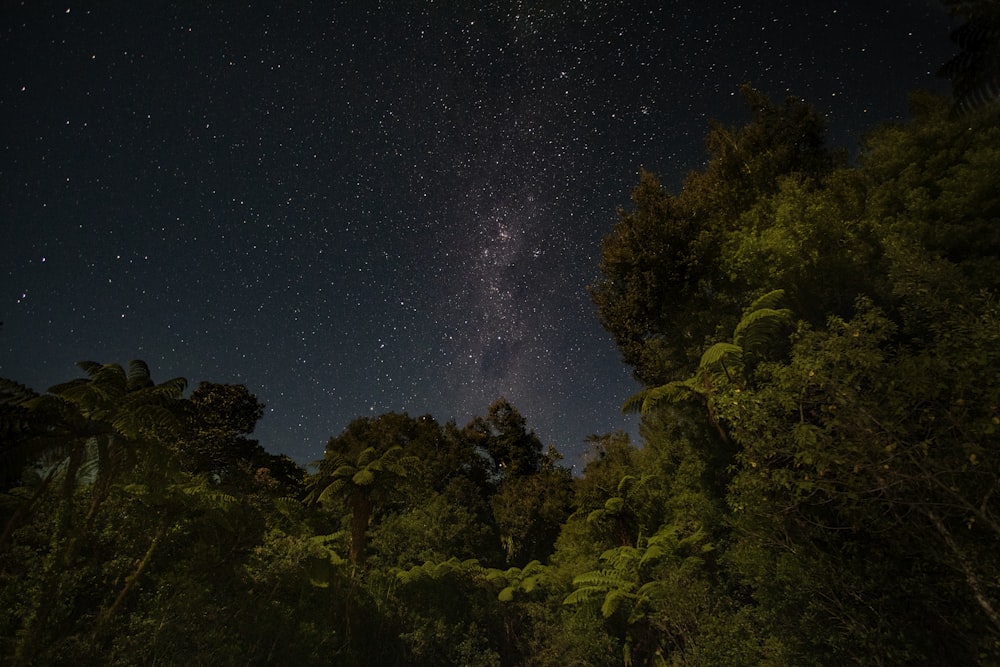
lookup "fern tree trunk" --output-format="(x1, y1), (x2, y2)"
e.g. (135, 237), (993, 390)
(348, 494), (372, 564)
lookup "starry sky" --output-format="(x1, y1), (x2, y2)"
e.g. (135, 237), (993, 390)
(2, 1), (955, 468)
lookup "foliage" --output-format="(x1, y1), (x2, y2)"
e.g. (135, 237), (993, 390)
(2, 79), (998, 665)
(590, 86), (839, 385)
(463, 397), (545, 478)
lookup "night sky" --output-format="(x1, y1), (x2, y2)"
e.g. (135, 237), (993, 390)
(2, 1), (955, 468)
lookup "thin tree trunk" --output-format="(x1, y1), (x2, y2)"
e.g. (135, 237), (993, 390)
(98, 516), (168, 630)
(349, 495), (372, 564)
(926, 509), (1000, 635)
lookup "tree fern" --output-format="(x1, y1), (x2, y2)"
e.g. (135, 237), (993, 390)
(396, 557), (484, 586)
(125, 359), (154, 392)
(626, 290), (792, 417)
(622, 379), (699, 415)
(307, 442), (419, 563)
(488, 559), (548, 602)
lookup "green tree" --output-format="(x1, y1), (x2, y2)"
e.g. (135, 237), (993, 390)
(307, 414), (420, 565)
(591, 86), (838, 385)
(564, 521), (727, 667)
(369, 480), (497, 567)
(175, 382), (263, 473)
(464, 397), (544, 479)
(590, 84), (999, 663)
(490, 457), (574, 565)
(0, 360), (187, 665)
(719, 298), (1000, 662)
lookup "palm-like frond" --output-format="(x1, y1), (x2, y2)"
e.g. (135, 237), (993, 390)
(3, 361), (186, 492)
(356, 446), (378, 468)
(734, 307), (792, 359)
(622, 379), (698, 415)
(126, 360), (154, 392)
(491, 559), (547, 602)
(352, 468), (376, 486)
(396, 557), (483, 585)
(746, 288), (787, 313)
(621, 390), (648, 414)
(699, 342), (743, 370)
(565, 567), (637, 617)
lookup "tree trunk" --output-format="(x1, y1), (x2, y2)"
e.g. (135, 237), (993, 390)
(926, 509), (1000, 635)
(349, 495), (372, 564)
(98, 516), (169, 629)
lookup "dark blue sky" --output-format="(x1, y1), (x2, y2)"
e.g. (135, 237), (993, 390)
(1, 1), (954, 467)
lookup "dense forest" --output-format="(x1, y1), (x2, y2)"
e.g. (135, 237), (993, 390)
(3, 59), (1000, 667)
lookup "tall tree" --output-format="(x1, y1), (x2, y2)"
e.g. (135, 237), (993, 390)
(2, 360), (187, 666)
(590, 86), (839, 385)
(307, 414), (420, 565)
(172, 382), (303, 492)
(463, 398), (543, 479)
(590, 85), (999, 663)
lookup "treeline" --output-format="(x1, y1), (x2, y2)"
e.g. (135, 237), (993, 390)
(1, 88), (998, 665)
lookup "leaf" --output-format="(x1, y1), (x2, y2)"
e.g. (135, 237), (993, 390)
(352, 468), (375, 486)
(76, 360), (104, 376)
(522, 576), (540, 593)
(621, 390), (648, 414)
(747, 288), (786, 313)
(604, 496), (625, 513)
(700, 342), (743, 368)
(126, 360), (154, 391)
(587, 508), (608, 524)
(563, 586), (604, 605)
(356, 447), (378, 468)
(601, 589), (630, 618)
(330, 464), (357, 479)
(622, 381), (699, 415)
(735, 307), (792, 353)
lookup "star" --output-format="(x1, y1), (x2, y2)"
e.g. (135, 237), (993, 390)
(0, 1), (954, 466)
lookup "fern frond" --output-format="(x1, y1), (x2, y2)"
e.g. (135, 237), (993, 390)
(272, 496), (304, 517)
(604, 496), (625, 513)
(151, 376), (187, 398)
(330, 464), (357, 479)
(521, 574), (541, 593)
(572, 570), (632, 590)
(356, 446), (378, 468)
(352, 468), (376, 486)
(733, 307), (792, 352)
(76, 361), (104, 377)
(0, 380), (41, 440)
(126, 360), (154, 391)
(624, 380), (699, 415)
(601, 589), (636, 618)
(638, 542), (667, 567)
(314, 479), (348, 505)
(621, 390), (648, 414)
(746, 288), (786, 313)
(699, 342), (742, 369)
(0, 378), (38, 404)
(563, 585), (606, 605)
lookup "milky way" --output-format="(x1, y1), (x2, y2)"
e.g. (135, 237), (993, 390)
(1, 2), (954, 466)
